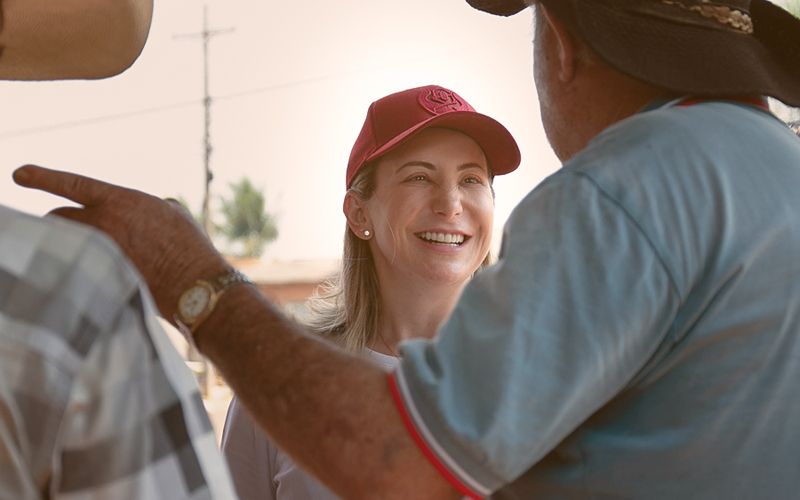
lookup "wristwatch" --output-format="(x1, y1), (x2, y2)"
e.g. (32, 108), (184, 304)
(175, 269), (254, 337)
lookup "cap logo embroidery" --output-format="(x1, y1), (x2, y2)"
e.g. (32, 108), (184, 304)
(419, 87), (471, 114)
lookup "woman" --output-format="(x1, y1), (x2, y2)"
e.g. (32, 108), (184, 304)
(221, 84), (520, 499)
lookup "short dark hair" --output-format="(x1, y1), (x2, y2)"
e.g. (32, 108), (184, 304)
(538, 0), (579, 33)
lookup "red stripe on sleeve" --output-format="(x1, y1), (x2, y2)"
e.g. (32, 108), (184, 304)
(386, 373), (483, 500)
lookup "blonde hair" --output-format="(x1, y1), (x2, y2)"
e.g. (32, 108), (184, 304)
(307, 160), (493, 352)
(306, 163), (381, 351)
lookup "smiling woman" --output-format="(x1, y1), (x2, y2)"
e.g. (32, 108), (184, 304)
(0, 0), (153, 79)
(321, 85), (520, 355)
(221, 85), (521, 500)
(355, 128), (495, 296)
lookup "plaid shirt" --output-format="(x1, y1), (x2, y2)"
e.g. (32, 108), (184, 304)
(0, 206), (236, 499)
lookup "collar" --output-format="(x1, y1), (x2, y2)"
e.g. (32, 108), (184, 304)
(641, 95), (772, 114)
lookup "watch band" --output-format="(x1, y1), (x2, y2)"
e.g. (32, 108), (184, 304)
(213, 268), (253, 292)
(175, 269), (255, 342)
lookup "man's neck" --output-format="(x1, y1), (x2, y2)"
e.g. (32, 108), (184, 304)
(556, 68), (677, 162)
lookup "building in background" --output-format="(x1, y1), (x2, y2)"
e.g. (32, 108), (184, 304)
(232, 257), (340, 320)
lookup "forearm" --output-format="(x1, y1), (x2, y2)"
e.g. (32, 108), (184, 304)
(10, 165), (460, 497)
(0, 0), (153, 79)
(197, 285), (458, 500)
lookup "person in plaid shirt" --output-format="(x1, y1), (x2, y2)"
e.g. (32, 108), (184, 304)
(0, 206), (236, 499)
(0, 1), (235, 498)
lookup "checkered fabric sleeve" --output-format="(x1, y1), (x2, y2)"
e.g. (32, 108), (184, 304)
(0, 207), (236, 499)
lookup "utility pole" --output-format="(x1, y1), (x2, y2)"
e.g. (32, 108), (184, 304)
(174, 5), (234, 397)
(175, 4), (234, 235)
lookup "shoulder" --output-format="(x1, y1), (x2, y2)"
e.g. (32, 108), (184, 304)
(570, 102), (782, 176)
(569, 106), (709, 178)
(534, 102), (786, 212)
(2, 208), (142, 295)
(0, 207), (148, 355)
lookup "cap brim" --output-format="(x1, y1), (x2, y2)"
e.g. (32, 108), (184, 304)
(567, 0), (800, 107)
(466, 0), (529, 17)
(364, 111), (521, 176)
(0, 2), (152, 81)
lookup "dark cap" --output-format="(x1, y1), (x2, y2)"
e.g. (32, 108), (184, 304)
(466, 0), (528, 16)
(465, 0), (800, 107)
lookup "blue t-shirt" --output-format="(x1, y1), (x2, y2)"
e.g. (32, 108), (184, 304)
(393, 100), (800, 498)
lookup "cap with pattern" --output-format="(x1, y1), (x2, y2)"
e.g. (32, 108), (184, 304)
(465, 0), (800, 107)
(347, 85), (521, 187)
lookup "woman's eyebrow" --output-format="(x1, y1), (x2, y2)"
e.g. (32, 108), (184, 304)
(458, 163), (488, 173)
(396, 161), (435, 174)
(396, 161), (488, 174)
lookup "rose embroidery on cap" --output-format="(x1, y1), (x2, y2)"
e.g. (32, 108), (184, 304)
(419, 86), (474, 114)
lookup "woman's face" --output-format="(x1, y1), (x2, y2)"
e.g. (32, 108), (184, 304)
(362, 127), (494, 287)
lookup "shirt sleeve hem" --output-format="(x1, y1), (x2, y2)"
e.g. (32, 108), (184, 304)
(386, 372), (489, 499)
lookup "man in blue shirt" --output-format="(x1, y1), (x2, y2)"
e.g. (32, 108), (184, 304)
(15, 0), (800, 498)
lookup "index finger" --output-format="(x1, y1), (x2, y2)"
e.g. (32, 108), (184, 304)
(13, 165), (127, 207)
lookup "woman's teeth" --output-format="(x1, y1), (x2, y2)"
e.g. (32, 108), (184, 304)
(418, 232), (465, 245)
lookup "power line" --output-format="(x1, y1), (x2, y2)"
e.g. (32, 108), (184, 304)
(0, 72), (359, 141)
(0, 98), (200, 140)
(0, 43), (491, 141)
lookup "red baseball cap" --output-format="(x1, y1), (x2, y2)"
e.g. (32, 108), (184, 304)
(346, 85), (521, 187)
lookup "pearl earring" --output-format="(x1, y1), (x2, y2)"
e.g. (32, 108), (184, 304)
(363, 229), (371, 238)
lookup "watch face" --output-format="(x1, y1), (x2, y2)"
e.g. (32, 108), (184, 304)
(178, 284), (213, 322)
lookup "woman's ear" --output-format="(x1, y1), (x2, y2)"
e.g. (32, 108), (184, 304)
(343, 192), (372, 240)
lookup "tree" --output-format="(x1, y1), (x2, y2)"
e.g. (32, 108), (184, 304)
(171, 195), (202, 224)
(217, 178), (278, 258)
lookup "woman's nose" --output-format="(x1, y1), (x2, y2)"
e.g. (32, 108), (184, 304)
(432, 185), (463, 217)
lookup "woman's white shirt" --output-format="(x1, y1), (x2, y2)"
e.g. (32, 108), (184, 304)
(221, 349), (399, 500)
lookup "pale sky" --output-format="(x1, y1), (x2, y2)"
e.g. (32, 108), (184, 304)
(0, 0), (561, 260)
(1, 1), (794, 260)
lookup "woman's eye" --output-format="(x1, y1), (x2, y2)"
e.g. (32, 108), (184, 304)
(406, 174), (427, 182)
(463, 176), (484, 185)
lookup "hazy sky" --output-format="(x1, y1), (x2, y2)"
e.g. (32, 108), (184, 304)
(0, 0), (561, 260)
(2, 1), (793, 260)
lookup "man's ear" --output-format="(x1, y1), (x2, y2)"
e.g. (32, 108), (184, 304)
(540, 4), (577, 83)
(343, 192), (372, 239)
